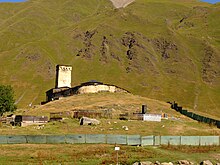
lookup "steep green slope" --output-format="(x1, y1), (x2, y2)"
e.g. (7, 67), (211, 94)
(0, 0), (219, 118)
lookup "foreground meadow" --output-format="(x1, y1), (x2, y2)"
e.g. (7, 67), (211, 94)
(0, 144), (219, 164)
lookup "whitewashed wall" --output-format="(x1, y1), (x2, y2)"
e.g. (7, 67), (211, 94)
(143, 114), (161, 122)
(77, 85), (117, 94)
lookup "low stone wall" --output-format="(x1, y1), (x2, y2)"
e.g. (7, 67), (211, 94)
(77, 84), (126, 94)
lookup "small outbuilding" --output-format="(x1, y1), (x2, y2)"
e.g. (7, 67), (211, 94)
(12, 115), (48, 126)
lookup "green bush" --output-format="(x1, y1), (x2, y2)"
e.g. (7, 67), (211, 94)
(0, 85), (17, 116)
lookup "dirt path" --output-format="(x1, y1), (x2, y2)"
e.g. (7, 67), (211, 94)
(109, 0), (135, 8)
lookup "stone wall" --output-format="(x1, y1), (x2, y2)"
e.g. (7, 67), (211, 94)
(56, 65), (72, 88)
(77, 84), (126, 94)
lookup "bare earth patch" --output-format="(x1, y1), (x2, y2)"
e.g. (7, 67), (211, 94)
(109, 0), (135, 8)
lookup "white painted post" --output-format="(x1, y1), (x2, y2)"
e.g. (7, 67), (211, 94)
(115, 146), (120, 165)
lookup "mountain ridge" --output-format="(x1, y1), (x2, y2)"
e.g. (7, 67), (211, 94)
(0, 0), (219, 118)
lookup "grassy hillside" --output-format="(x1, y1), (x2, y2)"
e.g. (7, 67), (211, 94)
(0, 0), (219, 118)
(2, 92), (218, 136)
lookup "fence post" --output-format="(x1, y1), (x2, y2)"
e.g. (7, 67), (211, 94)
(85, 134), (87, 144)
(180, 136), (181, 146)
(105, 134), (107, 144)
(154, 136), (161, 145)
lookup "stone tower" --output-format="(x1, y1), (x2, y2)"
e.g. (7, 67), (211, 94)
(55, 65), (72, 88)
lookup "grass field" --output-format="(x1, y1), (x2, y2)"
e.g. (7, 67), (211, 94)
(0, 144), (219, 164)
(1, 93), (219, 136)
(1, 117), (220, 136)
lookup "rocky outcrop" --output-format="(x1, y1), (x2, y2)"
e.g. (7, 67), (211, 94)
(100, 36), (108, 62)
(200, 160), (213, 165)
(152, 38), (178, 60)
(79, 117), (100, 125)
(121, 32), (137, 60)
(133, 161), (153, 165)
(177, 160), (194, 165)
(133, 160), (216, 165)
(161, 163), (173, 165)
(76, 30), (97, 58)
(201, 44), (219, 83)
